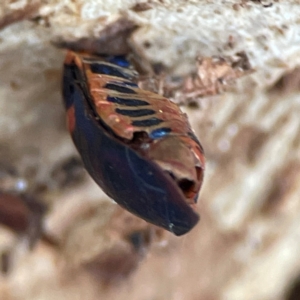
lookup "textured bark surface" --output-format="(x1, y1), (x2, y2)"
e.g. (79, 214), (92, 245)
(0, 1), (300, 300)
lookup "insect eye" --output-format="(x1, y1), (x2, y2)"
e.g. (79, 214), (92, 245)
(178, 179), (194, 194)
(165, 171), (196, 200)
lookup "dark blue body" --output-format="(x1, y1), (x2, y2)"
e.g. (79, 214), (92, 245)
(63, 62), (199, 236)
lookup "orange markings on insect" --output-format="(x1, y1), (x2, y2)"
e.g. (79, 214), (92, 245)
(67, 105), (76, 134)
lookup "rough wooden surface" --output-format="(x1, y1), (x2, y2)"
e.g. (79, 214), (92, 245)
(0, 1), (300, 300)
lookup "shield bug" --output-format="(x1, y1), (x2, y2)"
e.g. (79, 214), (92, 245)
(62, 51), (205, 236)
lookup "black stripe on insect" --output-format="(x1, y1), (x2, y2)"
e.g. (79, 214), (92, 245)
(131, 118), (164, 127)
(104, 83), (137, 94)
(89, 61), (137, 81)
(115, 108), (156, 118)
(107, 96), (149, 107)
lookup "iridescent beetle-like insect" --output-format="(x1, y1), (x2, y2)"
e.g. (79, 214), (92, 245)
(63, 51), (205, 235)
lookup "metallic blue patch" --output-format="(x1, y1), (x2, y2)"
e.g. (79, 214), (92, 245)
(149, 127), (172, 139)
(108, 56), (130, 68)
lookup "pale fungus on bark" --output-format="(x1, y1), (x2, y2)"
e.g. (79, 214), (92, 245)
(0, 1), (300, 300)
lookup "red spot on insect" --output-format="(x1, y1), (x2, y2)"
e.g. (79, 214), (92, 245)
(67, 105), (75, 133)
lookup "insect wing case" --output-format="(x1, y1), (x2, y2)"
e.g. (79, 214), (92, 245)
(63, 52), (201, 236)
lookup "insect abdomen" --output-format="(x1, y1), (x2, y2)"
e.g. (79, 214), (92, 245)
(62, 51), (205, 235)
